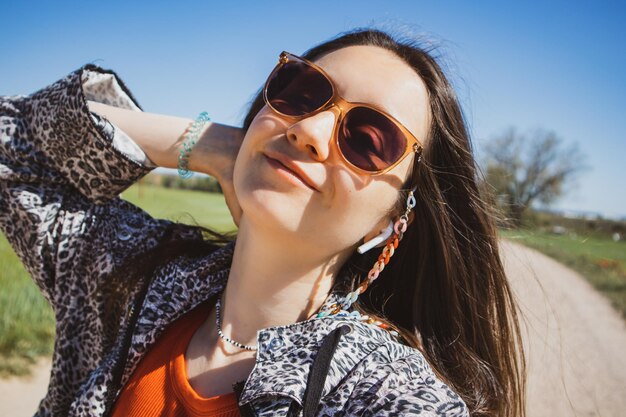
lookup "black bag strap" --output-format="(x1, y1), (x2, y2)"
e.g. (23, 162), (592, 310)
(302, 324), (352, 417)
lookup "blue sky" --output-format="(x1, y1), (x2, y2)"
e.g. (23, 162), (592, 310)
(1, 1), (624, 218)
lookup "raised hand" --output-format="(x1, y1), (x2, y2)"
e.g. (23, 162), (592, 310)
(188, 123), (246, 227)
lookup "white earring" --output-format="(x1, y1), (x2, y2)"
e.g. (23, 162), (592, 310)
(357, 220), (394, 254)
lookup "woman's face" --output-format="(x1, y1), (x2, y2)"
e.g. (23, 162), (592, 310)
(233, 45), (431, 255)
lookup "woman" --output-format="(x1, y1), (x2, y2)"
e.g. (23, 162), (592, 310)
(0, 28), (525, 416)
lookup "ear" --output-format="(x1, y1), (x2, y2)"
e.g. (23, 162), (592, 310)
(362, 217), (392, 244)
(362, 211), (416, 244)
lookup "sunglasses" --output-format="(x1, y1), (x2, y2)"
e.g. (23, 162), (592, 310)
(262, 51), (424, 176)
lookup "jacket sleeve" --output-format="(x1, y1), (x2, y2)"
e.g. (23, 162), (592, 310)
(370, 376), (470, 417)
(0, 64), (163, 308)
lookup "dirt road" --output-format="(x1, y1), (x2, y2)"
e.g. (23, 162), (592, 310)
(501, 239), (626, 416)
(1, 240), (625, 416)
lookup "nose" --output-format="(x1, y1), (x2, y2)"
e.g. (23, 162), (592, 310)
(285, 107), (341, 162)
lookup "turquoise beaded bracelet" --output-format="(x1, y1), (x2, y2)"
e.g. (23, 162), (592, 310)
(177, 111), (211, 178)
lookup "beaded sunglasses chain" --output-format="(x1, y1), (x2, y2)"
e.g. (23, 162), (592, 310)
(314, 188), (417, 339)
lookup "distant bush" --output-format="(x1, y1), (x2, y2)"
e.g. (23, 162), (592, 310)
(142, 173), (222, 193)
(523, 209), (626, 240)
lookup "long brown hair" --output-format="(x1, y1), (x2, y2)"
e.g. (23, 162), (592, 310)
(109, 27), (526, 417)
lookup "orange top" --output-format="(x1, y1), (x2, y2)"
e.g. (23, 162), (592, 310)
(111, 298), (241, 417)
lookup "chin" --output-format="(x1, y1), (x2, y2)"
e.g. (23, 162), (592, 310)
(238, 187), (306, 233)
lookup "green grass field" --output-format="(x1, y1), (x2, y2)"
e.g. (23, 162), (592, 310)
(0, 233), (56, 376)
(0, 182), (235, 376)
(120, 182), (237, 233)
(500, 228), (626, 319)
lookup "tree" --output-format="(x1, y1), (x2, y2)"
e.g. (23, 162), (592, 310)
(482, 127), (589, 226)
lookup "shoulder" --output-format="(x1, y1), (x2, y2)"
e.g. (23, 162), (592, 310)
(362, 373), (470, 416)
(337, 321), (470, 416)
(363, 350), (469, 416)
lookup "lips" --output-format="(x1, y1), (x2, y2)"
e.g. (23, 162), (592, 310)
(264, 152), (320, 192)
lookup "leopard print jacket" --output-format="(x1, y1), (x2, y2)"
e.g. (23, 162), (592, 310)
(0, 64), (470, 417)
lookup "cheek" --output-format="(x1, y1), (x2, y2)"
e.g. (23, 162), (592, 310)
(330, 176), (396, 233)
(233, 111), (274, 192)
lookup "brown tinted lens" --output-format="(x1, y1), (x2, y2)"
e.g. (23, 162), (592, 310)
(338, 107), (407, 172)
(266, 60), (333, 116)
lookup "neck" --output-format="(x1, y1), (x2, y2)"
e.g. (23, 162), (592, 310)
(219, 215), (352, 348)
